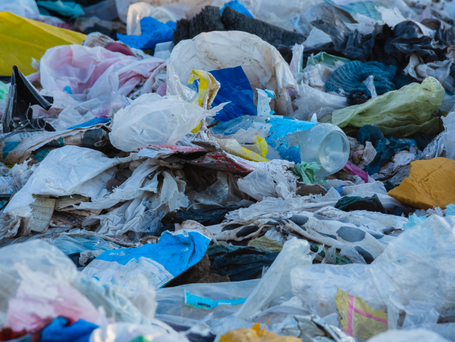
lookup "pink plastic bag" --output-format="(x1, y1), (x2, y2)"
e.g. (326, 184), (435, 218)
(6, 264), (100, 333)
(39, 45), (164, 100)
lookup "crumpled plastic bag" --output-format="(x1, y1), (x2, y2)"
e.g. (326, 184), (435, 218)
(291, 162), (320, 184)
(109, 93), (219, 152)
(388, 158), (455, 209)
(39, 45), (165, 101)
(118, 17), (174, 50)
(6, 264), (101, 333)
(366, 329), (452, 342)
(0, 12), (86, 76)
(166, 31), (297, 116)
(329, 77), (445, 137)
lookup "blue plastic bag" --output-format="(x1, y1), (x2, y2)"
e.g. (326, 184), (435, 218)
(118, 18), (174, 50)
(41, 318), (98, 342)
(210, 66), (257, 121)
(220, 0), (254, 18)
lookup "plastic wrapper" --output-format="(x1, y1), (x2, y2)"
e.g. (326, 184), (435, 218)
(118, 17), (174, 50)
(110, 94), (218, 152)
(329, 77), (445, 137)
(219, 323), (301, 342)
(167, 31), (297, 116)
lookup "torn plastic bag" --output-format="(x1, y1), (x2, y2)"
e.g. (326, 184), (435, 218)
(0, 12), (86, 76)
(109, 93), (220, 152)
(167, 31), (297, 116)
(442, 111), (455, 160)
(329, 77), (445, 137)
(238, 167), (297, 201)
(291, 215), (455, 332)
(0, 240), (157, 330)
(221, 0), (253, 17)
(6, 264), (102, 333)
(290, 83), (347, 122)
(325, 61), (397, 97)
(3, 145), (138, 220)
(118, 17), (174, 50)
(82, 230), (211, 289)
(404, 54), (455, 94)
(209, 66), (257, 121)
(0, 125), (110, 165)
(235, 238), (311, 320)
(39, 45), (165, 101)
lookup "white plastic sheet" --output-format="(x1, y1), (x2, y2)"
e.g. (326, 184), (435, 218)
(291, 215), (455, 329)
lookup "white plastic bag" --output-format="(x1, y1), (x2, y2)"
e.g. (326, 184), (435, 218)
(167, 31), (297, 116)
(109, 93), (217, 152)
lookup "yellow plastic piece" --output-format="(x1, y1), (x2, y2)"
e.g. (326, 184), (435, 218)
(219, 323), (301, 342)
(388, 157), (455, 209)
(188, 70), (220, 133)
(0, 12), (86, 76)
(214, 137), (269, 162)
(336, 288), (387, 340)
(254, 136), (268, 158)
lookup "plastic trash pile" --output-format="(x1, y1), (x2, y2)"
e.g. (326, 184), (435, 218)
(2, 0), (455, 341)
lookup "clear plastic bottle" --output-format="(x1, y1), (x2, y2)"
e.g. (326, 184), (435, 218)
(210, 115), (350, 178)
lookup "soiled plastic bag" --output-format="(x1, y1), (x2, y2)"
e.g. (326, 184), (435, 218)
(291, 215), (455, 332)
(167, 31), (297, 116)
(0, 12), (86, 75)
(329, 77), (445, 137)
(110, 94), (218, 152)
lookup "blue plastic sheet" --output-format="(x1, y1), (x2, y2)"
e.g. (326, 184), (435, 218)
(210, 66), (257, 121)
(41, 318), (98, 342)
(185, 291), (247, 310)
(82, 231), (211, 289)
(68, 118), (111, 129)
(220, 0), (254, 18)
(326, 61), (397, 97)
(118, 18), (174, 50)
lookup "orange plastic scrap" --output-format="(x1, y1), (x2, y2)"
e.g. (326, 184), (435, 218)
(0, 12), (86, 76)
(388, 157), (455, 209)
(219, 323), (301, 342)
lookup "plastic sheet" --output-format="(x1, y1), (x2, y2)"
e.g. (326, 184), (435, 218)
(118, 17), (174, 50)
(291, 215), (455, 330)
